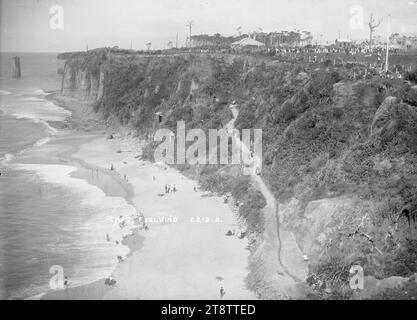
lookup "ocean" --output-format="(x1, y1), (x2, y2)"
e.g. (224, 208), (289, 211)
(0, 53), (132, 299)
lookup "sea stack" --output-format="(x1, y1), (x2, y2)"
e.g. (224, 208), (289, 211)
(12, 56), (21, 78)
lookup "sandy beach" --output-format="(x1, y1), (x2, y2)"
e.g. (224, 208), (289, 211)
(35, 95), (254, 300)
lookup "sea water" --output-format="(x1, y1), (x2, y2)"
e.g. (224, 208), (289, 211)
(0, 53), (133, 299)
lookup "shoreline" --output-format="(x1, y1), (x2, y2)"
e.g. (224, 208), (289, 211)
(2, 92), (142, 300)
(32, 94), (143, 300)
(37, 93), (254, 299)
(17, 132), (142, 300)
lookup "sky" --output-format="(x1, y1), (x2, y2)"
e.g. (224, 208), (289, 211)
(1, 0), (417, 52)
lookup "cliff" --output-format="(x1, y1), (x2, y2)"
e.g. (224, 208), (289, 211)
(60, 52), (106, 102)
(59, 48), (417, 299)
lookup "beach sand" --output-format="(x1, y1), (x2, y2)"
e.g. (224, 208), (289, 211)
(76, 135), (252, 299)
(37, 96), (254, 300)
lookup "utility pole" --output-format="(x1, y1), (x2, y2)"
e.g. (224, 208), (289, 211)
(186, 20), (194, 48)
(385, 14), (391, 73)
(176, 32), (178, 48)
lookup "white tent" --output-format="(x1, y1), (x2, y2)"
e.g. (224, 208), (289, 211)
(231, 37), (265, 48)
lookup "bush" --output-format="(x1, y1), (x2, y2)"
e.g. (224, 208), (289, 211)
(395, 85), (417, 107)
(371, 278), (417, 300)
(231, 176), (251, 199)
(384, 238), (417, 277)
(307, 255), (354, 300)
(239, 189), (266, 234)
(141, 141), (159, 161)
(405, 68), (417, 83)
(199, 172), (233, 194)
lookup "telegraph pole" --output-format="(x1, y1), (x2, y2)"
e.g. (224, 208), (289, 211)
(176, 32), (178, 48)
(385, 14), (391, 73)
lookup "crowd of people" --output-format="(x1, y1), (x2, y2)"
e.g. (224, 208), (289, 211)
(164, 184), (177, 194)
(270, 45), (403, 57)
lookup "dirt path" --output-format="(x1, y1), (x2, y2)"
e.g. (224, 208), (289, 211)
(228, 104), (308, 296)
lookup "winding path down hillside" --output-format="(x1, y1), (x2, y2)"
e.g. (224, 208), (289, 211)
(227, 104), (308, 298)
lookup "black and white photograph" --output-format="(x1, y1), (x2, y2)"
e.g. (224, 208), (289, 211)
(0, 0), (417, 306)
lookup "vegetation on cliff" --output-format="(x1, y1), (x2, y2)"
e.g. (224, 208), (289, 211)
(61, 49), (417, 298)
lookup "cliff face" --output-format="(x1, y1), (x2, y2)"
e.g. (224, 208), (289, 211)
(61, 60), (105, 102)
(59, 49), (417, 299)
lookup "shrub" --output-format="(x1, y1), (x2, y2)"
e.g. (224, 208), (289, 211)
(239, 189), (266, 234)
(384, 238), (417, 277)
(371, 278), (417, 300)
(405, 68), (417, 83)
(231, 176), (251, 199)
(395, 85), (417, 107)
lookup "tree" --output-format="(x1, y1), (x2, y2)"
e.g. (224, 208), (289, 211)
(146, 42), (152, 51)
(302, 31), (314, 46)
(368, 14), (382, 48)
(237, 26), (242, 36)
(186, 20), (194, 48)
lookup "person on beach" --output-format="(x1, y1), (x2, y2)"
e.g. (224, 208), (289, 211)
(106, 234), (110, 242)
(124, 174), (127, 181)
(165, 184), (168, 193)
(194, 186), (197, 192)
(173, 185), (177, 193)
(105, 276), (116, 286)
(64, 276), (70, 289)
(220, 286), (226, 299)
(110, 164), (114, 171)
(153, 176), (156, 181)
